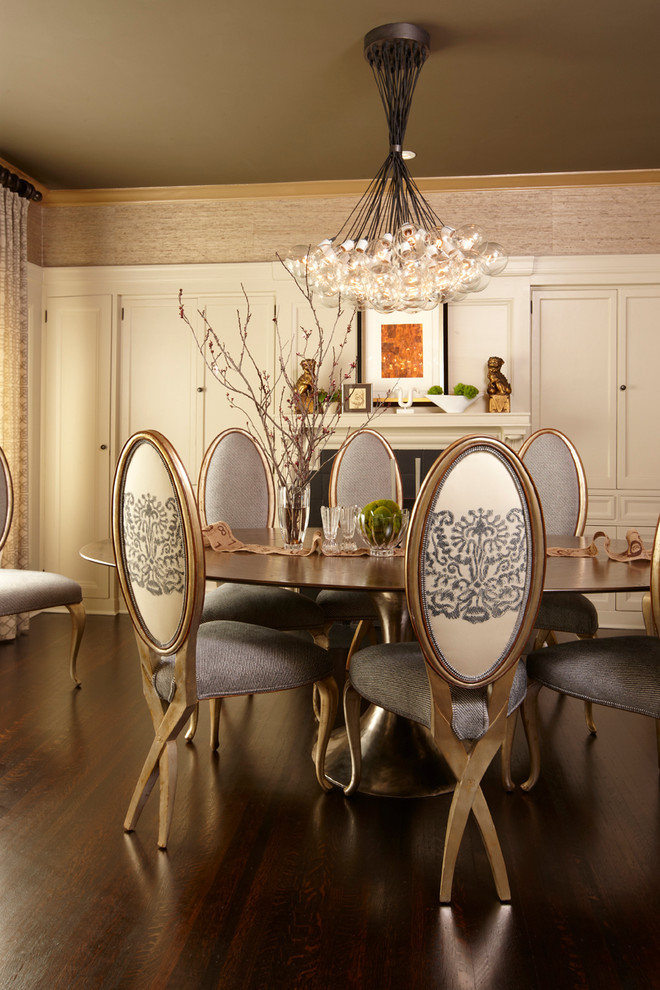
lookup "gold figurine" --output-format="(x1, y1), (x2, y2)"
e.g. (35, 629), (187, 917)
(486, 356), (511, 413)
(294, 358), (317, 412)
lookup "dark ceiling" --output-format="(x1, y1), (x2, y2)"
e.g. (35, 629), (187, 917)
(2, 0), (659, 191)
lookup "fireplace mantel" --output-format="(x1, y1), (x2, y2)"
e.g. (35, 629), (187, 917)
(329, 411), (531, 450)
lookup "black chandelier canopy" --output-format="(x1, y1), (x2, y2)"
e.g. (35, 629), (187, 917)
(285, 23), (507, 314)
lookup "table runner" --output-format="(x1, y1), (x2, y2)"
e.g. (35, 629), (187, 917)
(202, 521), (404, 556)
(547, 528), (652, 562)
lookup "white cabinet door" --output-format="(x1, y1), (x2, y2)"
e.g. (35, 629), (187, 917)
(41, 295), (113, 601)
(532, 288), (618, 490)
(119, 297), (203, 478)
(617, 287), (660, 490)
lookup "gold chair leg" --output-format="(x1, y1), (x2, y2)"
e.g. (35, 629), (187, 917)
(185, 704), (199, 742)
(124, 700), (193, 848)
(520, 681), (543, 792)
(439, 728), (511, 903)
(342, 681), (363, 796)
(346, 620), (375, 669)
(584, 700), (597, 735)
(312, 675), (338, 791)
(500, 711), (518, 792)
(209, 697), (222, 751)
(66, 601), (86, 688)
(158, 740), (178, 849)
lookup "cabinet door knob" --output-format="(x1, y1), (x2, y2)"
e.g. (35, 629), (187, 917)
(620, 384), (627, 391)
(100, 444), (107, 450)
(197, 387), (204, 393)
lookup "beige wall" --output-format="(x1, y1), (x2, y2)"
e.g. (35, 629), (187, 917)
(40, 181), (660, 268)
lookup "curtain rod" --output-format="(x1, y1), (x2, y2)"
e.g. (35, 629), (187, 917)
(0, 166), (43, 202)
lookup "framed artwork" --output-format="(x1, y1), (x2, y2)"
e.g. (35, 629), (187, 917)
(357, 305), (448, 398)
(343, 382), (373, 414)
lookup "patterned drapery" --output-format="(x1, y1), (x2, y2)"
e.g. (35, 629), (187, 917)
(0, 187), (30, 639)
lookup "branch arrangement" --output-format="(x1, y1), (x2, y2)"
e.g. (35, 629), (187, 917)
(179, 274), (382, 491)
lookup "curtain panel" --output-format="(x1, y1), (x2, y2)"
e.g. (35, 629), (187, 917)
(0, 187), (30, 639)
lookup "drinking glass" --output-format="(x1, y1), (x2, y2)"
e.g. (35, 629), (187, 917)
(320, 505), (340, 553)
(339, 504), (359, 552)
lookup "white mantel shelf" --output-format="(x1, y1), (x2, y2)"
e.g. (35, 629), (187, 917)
(330, 412), (531, 450)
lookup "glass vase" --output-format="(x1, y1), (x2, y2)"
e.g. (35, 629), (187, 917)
(279, 484), (311, 550)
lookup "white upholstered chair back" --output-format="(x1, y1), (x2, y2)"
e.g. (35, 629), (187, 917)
(328, 429), (403, 508)
(112, 431), (204, 658)
(406, 437), (545, 706)
(198, 429), (275, 529)
(519, 428), (587, 537)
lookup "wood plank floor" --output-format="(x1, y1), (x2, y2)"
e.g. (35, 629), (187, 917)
(0, 613), (658, 990)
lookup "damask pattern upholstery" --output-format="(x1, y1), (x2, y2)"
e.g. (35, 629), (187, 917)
(113, 430), (338, 848)
(343, 437), (545, 902)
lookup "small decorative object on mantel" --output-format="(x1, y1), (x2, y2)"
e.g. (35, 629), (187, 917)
(426, 383), (481, 413)
(343, 383), (373, 414)
(293, 358), (317, 413)
(395, 387), (415, 414)
(486, 356), (512, 413)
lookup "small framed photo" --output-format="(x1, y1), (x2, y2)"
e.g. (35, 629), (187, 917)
(343, 383), (373, 414)
(357, 305), (448, 399)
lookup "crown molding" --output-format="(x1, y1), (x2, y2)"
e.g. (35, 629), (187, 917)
(41, 169), (660, 207)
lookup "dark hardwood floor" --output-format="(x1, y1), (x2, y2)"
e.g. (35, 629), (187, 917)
(0, 613), (659, 990)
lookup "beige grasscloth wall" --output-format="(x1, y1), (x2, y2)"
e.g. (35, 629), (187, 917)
(38, 182), (660, 267)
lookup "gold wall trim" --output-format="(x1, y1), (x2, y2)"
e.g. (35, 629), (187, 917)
(42, 169), (660, 207)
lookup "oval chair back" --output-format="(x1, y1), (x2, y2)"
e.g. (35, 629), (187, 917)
(406, 436), (545, 693)
(0, 446), (14, 554)
(518, 428), (587, 537)
(198, 428), (275, 529)
(404, 436), (545, 901)
(112, 430), (204, 688)
(328, 428), (403, 508)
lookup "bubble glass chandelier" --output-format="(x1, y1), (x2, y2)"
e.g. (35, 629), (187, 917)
(285, 23), (507, 314)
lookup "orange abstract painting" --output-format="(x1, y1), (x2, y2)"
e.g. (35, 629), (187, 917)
(380, 323), (424, 379)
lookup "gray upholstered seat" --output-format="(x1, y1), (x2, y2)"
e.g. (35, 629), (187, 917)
(526, 636), (660, 718)
(348, 641), (528, 734)
(343, 437), (545, 903)
(521, 521), (660, 791)
(316, 429), (404, 637)
(0, 446), (85, 686)
(113, 430), (338, 848)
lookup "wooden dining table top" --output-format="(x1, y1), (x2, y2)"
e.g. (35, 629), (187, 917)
(80, 529), (651, 596)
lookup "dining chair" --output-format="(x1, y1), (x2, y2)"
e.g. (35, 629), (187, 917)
(0, 445), (86, 687)
(520, 515), (660, 792)
(343, 436), (545, 902)
(112, 429), (338, 848)
(316, 428), (404, 656)
(518, 428), (599, 733)
(189, 429), (330, 741)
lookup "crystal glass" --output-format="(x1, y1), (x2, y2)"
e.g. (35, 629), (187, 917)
(278, 484), (310, 551)
(320, 505), (340, 553)
(358, 507), (410, 557)
(339, 504), (359, 552)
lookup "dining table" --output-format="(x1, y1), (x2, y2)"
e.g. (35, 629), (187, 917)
(81, 528), (652, 798)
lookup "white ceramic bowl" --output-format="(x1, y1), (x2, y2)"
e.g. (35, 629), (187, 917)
(426, 393), (481, 413)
